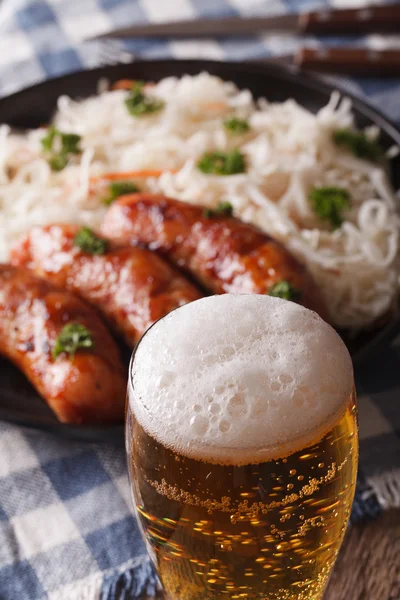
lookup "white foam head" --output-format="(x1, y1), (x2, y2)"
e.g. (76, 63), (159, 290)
(130, 295), (353, 465)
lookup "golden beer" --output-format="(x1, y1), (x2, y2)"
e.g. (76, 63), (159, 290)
(127, 295), (358, 600)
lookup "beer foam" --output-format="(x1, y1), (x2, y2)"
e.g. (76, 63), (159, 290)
(130, 295), (353, 465)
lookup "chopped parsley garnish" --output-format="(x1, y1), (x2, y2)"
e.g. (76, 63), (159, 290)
(333, 128), (383, 161)
(224, 117), (250, 135)
(48, 155), (69, 171)
(104, 181), (140, 206)
(268, 280), (301, 302)
(52, 323), (94, 360)
(73, 227), (108, 255)
(41, 126), (82, 171)
(125, 81), (164, 117)
(309, 186), (351, 229)
(197, 149), (246, 176)
(203, 201), (234, 218)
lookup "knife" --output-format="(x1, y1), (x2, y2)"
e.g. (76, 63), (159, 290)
(98, 42), (400, 77)
(91, 3), (400, 40)
(288, 47), (400, 76)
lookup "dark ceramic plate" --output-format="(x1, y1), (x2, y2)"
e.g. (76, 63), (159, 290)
(1, 59), (399, 442)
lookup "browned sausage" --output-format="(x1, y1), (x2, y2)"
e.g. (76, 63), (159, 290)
(0, 265), (126, 424)
(101, 193), (328, 319)
(10, 224), (202, 347)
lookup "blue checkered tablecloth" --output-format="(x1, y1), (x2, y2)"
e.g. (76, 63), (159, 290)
(0, 1), (399, 599)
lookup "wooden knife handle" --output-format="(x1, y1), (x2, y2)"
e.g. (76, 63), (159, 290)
(295, 47), (400, 76)
(299, 3), (400, 34)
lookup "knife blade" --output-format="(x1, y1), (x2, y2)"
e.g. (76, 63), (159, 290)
(91, 4), (400, 40)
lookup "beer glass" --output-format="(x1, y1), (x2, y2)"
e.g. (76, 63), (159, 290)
(126, 295), (358, 600)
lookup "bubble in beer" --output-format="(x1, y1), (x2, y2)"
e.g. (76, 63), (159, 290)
(130, 295), (353, 464)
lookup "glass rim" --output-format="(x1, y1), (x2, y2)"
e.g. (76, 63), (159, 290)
(128, 303), (186, 394)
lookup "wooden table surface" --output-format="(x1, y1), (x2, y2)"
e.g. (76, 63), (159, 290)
(325, 510), (400, 600)
(151, 510), (400, 600)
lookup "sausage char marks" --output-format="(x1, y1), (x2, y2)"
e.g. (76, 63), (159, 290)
(11, 224), (203, 347)
(101, 193), (328, 319)
(0, 265), (126, 424)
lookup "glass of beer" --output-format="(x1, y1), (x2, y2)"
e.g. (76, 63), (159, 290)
(126, 295), (358, 600)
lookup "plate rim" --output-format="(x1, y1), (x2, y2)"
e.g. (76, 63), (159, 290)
(2, 58), (400, 145)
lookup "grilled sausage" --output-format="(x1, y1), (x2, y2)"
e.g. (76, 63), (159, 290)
(101, 193), (328, 319)
(10, 224), (202, 347)
(0, 265), (126, 424)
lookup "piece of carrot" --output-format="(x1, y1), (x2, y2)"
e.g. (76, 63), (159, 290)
(112, 79), (155, 91)
(203, 102), (228, 111)
(90, 169), (177, 183)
